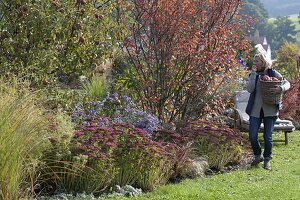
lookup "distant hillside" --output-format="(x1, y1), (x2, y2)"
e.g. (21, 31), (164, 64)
(261, 0), (300, 17)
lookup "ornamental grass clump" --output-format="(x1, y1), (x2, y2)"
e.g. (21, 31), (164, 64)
(152, 129), (194, 178)
(40, 116), (116, 195)
(180, 120), (248, 171)
(37, 111), (93, 195)
(112, 124), (177, 191)
(82, 75), (109, 101)
(40, 151), (113, 195)
(0, 79), (48, 199)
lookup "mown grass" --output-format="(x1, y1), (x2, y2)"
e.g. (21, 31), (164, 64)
(109, 131), (300, 200)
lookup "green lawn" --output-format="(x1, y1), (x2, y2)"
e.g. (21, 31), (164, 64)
(110, 131), (300, 200)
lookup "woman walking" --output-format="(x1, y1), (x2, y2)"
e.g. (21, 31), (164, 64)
(246, 53), (290, 170)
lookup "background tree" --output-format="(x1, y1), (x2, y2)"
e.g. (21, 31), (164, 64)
(0, 0), (129, 87)
(273, 42), (300, 80)
(240, 0), (269, 36)
(119, 0), (251, 125)
(265, 16), (297, 57)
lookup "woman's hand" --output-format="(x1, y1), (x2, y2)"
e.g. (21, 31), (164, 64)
(269, 86), (282, 94)
(251, 65), (257, 72)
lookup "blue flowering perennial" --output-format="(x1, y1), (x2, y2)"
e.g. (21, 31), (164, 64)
(71, 92), (161, 134)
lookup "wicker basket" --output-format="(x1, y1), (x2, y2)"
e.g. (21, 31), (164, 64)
(260, 79), (283, 104)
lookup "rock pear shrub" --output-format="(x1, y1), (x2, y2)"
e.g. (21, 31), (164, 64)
(121, 0), (251, 124)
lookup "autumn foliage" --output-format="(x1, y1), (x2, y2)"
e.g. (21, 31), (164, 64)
(154, 120), (248, 170)
(122, 0), (251, 124)
(280, 78), (300, 127)
(274, 42), (300, 80)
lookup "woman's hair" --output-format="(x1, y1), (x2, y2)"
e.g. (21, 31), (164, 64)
(254, 53), (272, 70)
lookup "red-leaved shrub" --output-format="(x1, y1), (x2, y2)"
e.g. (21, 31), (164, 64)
(182, 120), (249, 170)
(280, 78), (300, 128)
(155, 120), (249, 171)
(73, 118), (187, 191)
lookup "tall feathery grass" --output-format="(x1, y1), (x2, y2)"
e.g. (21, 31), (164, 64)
(82, 75), (109, 101)
(0, 79), (49, 199)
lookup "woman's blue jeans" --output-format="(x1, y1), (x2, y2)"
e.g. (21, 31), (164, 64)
(249, 115), (277, 160)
